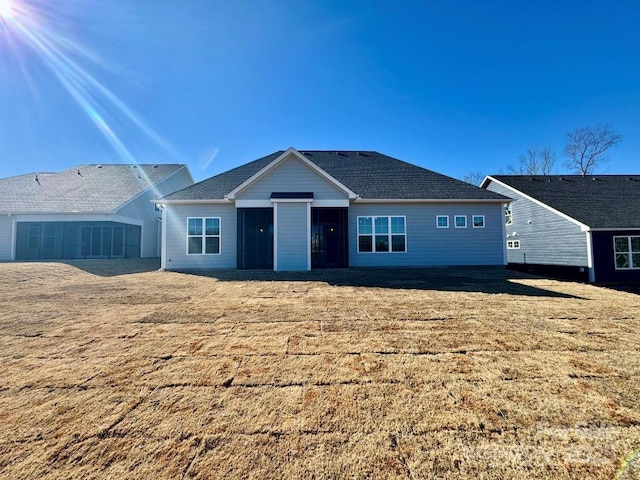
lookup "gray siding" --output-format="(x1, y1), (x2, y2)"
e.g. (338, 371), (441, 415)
(349, 203), (505, 267)
(163, 203), (237, 269)
(275, 203), (308, 271)
(237, 156), (347, 200)
(485, 181), (588, 266)
(0, 215), (14, 260)
(117, 167), (193, 257)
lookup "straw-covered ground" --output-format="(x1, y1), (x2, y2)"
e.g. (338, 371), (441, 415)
(0, 260), (639, 479)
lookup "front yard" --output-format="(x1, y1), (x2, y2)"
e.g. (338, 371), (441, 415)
(0, 261), (639, 479)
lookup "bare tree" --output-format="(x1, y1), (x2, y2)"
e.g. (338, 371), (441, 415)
(507, 147), (557, 175)
(564, 123), (622, 175)
(461, 171), (485, 186)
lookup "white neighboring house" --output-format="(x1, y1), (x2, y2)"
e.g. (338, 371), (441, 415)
(0, 164), (193, 260)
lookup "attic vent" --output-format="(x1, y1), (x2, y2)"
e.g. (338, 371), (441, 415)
(153, 164), (158, 168)
(301, 152), (313, 156)
(335, 152), (347, 157)
(628, 177), (640, 181)
(34, 174), (40, 184)
(96, 165), (103, 168)
(77, 169), (82, 176)
(356, 152), (370, 157)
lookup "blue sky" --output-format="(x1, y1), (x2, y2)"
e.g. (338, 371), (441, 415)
(1, 0), (639, 183)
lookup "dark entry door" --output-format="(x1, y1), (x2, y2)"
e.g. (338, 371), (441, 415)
(311, 208), (348, 268)
(237, 208), (274, 269)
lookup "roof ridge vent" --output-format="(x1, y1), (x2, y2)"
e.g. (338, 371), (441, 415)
(335, 152), (347, 157)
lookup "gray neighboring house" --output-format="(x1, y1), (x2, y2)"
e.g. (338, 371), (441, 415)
(158, 148), (510, 271)
(0, 164), (193, 260)
(482, 174), (640, 283)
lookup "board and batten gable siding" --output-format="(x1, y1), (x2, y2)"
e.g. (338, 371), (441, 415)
(348, 203), (504, 267)
(163, 203), (236, 269)
(116, 167), (193, 257)
(485, 181), (588, 266)
(236, 156), (347, 201)
(0, 215), (15, 260)
(275, 203), (309, 271)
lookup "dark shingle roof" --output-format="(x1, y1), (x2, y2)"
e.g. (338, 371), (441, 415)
(489, 175), (640, 229)
(0, 164), (185, 214)
(164, 150), (507, 201)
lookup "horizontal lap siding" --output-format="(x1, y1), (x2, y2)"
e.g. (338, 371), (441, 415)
(164, 204), (236, 269)
(0, 216), (14, 260)
(237, 157), (346, 200)
(349, 203), (504, 267)
(276, 203), (308, 271)
(486, 182), (588, 266)
(117, 167), (193, 257)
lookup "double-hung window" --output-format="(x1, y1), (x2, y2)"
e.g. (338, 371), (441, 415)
(358, 216), (406, 253)
(187, 217), (221, 254)
(614, 236), (640, 269)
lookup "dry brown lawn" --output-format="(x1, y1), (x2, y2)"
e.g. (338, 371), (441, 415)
(0, 260), (639, 479)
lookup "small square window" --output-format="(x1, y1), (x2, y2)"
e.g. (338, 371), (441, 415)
(507, 240), (520, 249)
(472, 215), (485, 228)
(455, 215), (467, 228)
(436, 215), (449, 228)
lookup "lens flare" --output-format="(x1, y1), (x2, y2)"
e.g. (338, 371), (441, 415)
(0, 0), (16, 20)
(0, 0), (188, 195)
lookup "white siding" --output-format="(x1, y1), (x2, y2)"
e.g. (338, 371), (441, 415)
(116, 167), (193, 257)
(485, 181), (588, 266)
(0, 215), (14, 260)
(349, 203), (505, 267)
(163, 203), (236, 269)
(275, 203), (309, 271)
(237, 156), (347, 200)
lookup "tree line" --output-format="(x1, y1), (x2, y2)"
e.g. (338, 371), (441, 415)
(462, 123), (622, 185)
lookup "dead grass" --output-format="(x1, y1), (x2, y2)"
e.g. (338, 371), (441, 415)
(0, 260), (639, 479)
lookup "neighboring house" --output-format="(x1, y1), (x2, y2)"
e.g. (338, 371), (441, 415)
(482, 174), (640, 283)
(0, 164), (193, 260)
(158, 148), (510, 271)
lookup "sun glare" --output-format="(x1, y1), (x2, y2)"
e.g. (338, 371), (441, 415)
(0, 0), (16, 20)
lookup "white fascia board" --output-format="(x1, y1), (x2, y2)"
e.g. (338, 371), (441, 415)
(484, 176), (589, 230)
(588, 227), (640, 232)
(158, 199), (232, 205)
(235, 199), (272, 208)
(312, 199), (349, 207)
(352, 198), (509, 204)
(11, 213), (144, 226)
(226, 148), (358, 200)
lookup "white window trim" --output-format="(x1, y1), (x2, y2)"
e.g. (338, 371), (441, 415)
(507, 240), (520, 249)
(613, 235), (640, 270)
(505, 204), (513, 225)
(472, 215), (485, 228)
(187, 217), (221, 255)
(436, 215), (449, 228)
(357, 215), (407, 253)
(454, 215), (467, 228)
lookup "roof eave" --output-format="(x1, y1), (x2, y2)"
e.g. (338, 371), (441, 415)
(353, 198), (510, 204)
